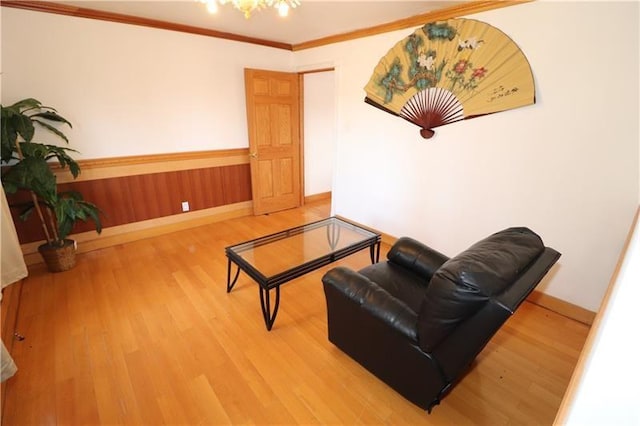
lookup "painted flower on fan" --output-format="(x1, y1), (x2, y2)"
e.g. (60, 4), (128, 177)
(453, 59), (470, 74)
(417, 53), (435, 70)
(472, 67), (487, 78)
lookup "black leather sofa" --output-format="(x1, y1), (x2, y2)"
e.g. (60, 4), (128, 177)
(322, 227), (560, 412)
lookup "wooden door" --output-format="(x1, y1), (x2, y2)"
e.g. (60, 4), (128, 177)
(245, 68), (302, 215)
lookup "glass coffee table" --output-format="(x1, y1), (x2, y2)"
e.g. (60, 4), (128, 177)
(225, 216), (381, 330)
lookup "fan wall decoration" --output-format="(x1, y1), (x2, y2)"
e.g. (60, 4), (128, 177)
(364, 18), (535, 139)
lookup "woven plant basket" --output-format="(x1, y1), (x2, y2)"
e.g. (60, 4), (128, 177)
(38, 239), (76, 272)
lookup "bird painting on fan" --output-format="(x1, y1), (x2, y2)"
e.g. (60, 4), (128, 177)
(364, 18), (535, 139)
(457, 37), (485, 51)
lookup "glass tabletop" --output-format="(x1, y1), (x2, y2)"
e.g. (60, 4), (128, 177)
(226, 217), (380, 284)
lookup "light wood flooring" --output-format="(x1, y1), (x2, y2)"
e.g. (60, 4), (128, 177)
(2, 201), (590, 425)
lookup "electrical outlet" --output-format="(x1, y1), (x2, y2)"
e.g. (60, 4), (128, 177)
(181, 201), (190, 212)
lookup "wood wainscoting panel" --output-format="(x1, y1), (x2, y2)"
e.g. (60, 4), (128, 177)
(4, 150), (252, 261)
(8, 163), (252, 244)
(53, 149), (249, 183)
(221, 164), (253, 204)
(20, 201), (253, 266)
(128, 173), (172, 220)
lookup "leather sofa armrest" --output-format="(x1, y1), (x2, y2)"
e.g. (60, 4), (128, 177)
(387, 237), (449, 280)
(322, 266), (418, 342)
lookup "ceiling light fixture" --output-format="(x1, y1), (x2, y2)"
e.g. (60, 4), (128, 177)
(198, 0), (301, 19)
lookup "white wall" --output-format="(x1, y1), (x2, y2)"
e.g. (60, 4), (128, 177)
(3, 3), (638, 312)
(303, 71), (336, 196)
(1, 8), (293, 159)
(1, 8), (334, 197)
(556, 213), (639, 425)
(294, 1), (639, 311)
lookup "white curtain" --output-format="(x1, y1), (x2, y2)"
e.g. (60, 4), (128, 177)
(1, 187), (27, 381)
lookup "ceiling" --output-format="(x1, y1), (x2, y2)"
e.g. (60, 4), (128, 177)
(53, 1), (470, 46)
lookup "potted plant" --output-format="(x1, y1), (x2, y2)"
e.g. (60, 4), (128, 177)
(1, 98), (102, 272)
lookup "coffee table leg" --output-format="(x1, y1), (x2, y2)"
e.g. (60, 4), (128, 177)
(326, 222), (341, 250)
(227, 258), (241, 293)
(369, 241), (381, 264)
(259, 285), (281, 331)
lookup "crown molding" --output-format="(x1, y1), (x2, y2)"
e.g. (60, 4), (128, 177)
(0, 0), (293, 50)
(1, 1), (530, 51)
(292, 1), (532, 51)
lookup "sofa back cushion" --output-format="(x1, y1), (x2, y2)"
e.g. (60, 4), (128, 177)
(417, 227), (544, 353)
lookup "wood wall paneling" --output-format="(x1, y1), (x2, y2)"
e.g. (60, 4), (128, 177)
(154, 172), (177, 218)
(5, 161), (251, 245)
(222, 164), (252, 204)
(189, 169), (206, 211)
(209, 168), (228, 207)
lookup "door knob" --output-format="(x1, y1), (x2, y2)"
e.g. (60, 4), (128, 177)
(250, 152), (258, 158)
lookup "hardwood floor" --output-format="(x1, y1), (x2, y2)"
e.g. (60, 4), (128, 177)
(2, 201), (589, 425)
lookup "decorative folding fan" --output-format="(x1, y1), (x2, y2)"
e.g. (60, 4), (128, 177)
(364, 18), (535, 138)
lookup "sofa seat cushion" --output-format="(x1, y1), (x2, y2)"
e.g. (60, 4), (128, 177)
(359, 262), (428, 314)
(417, 227), (545, 352)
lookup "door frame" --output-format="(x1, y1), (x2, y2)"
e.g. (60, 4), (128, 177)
(297, 67), (335, 206)
(244, 66), (336, 213)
